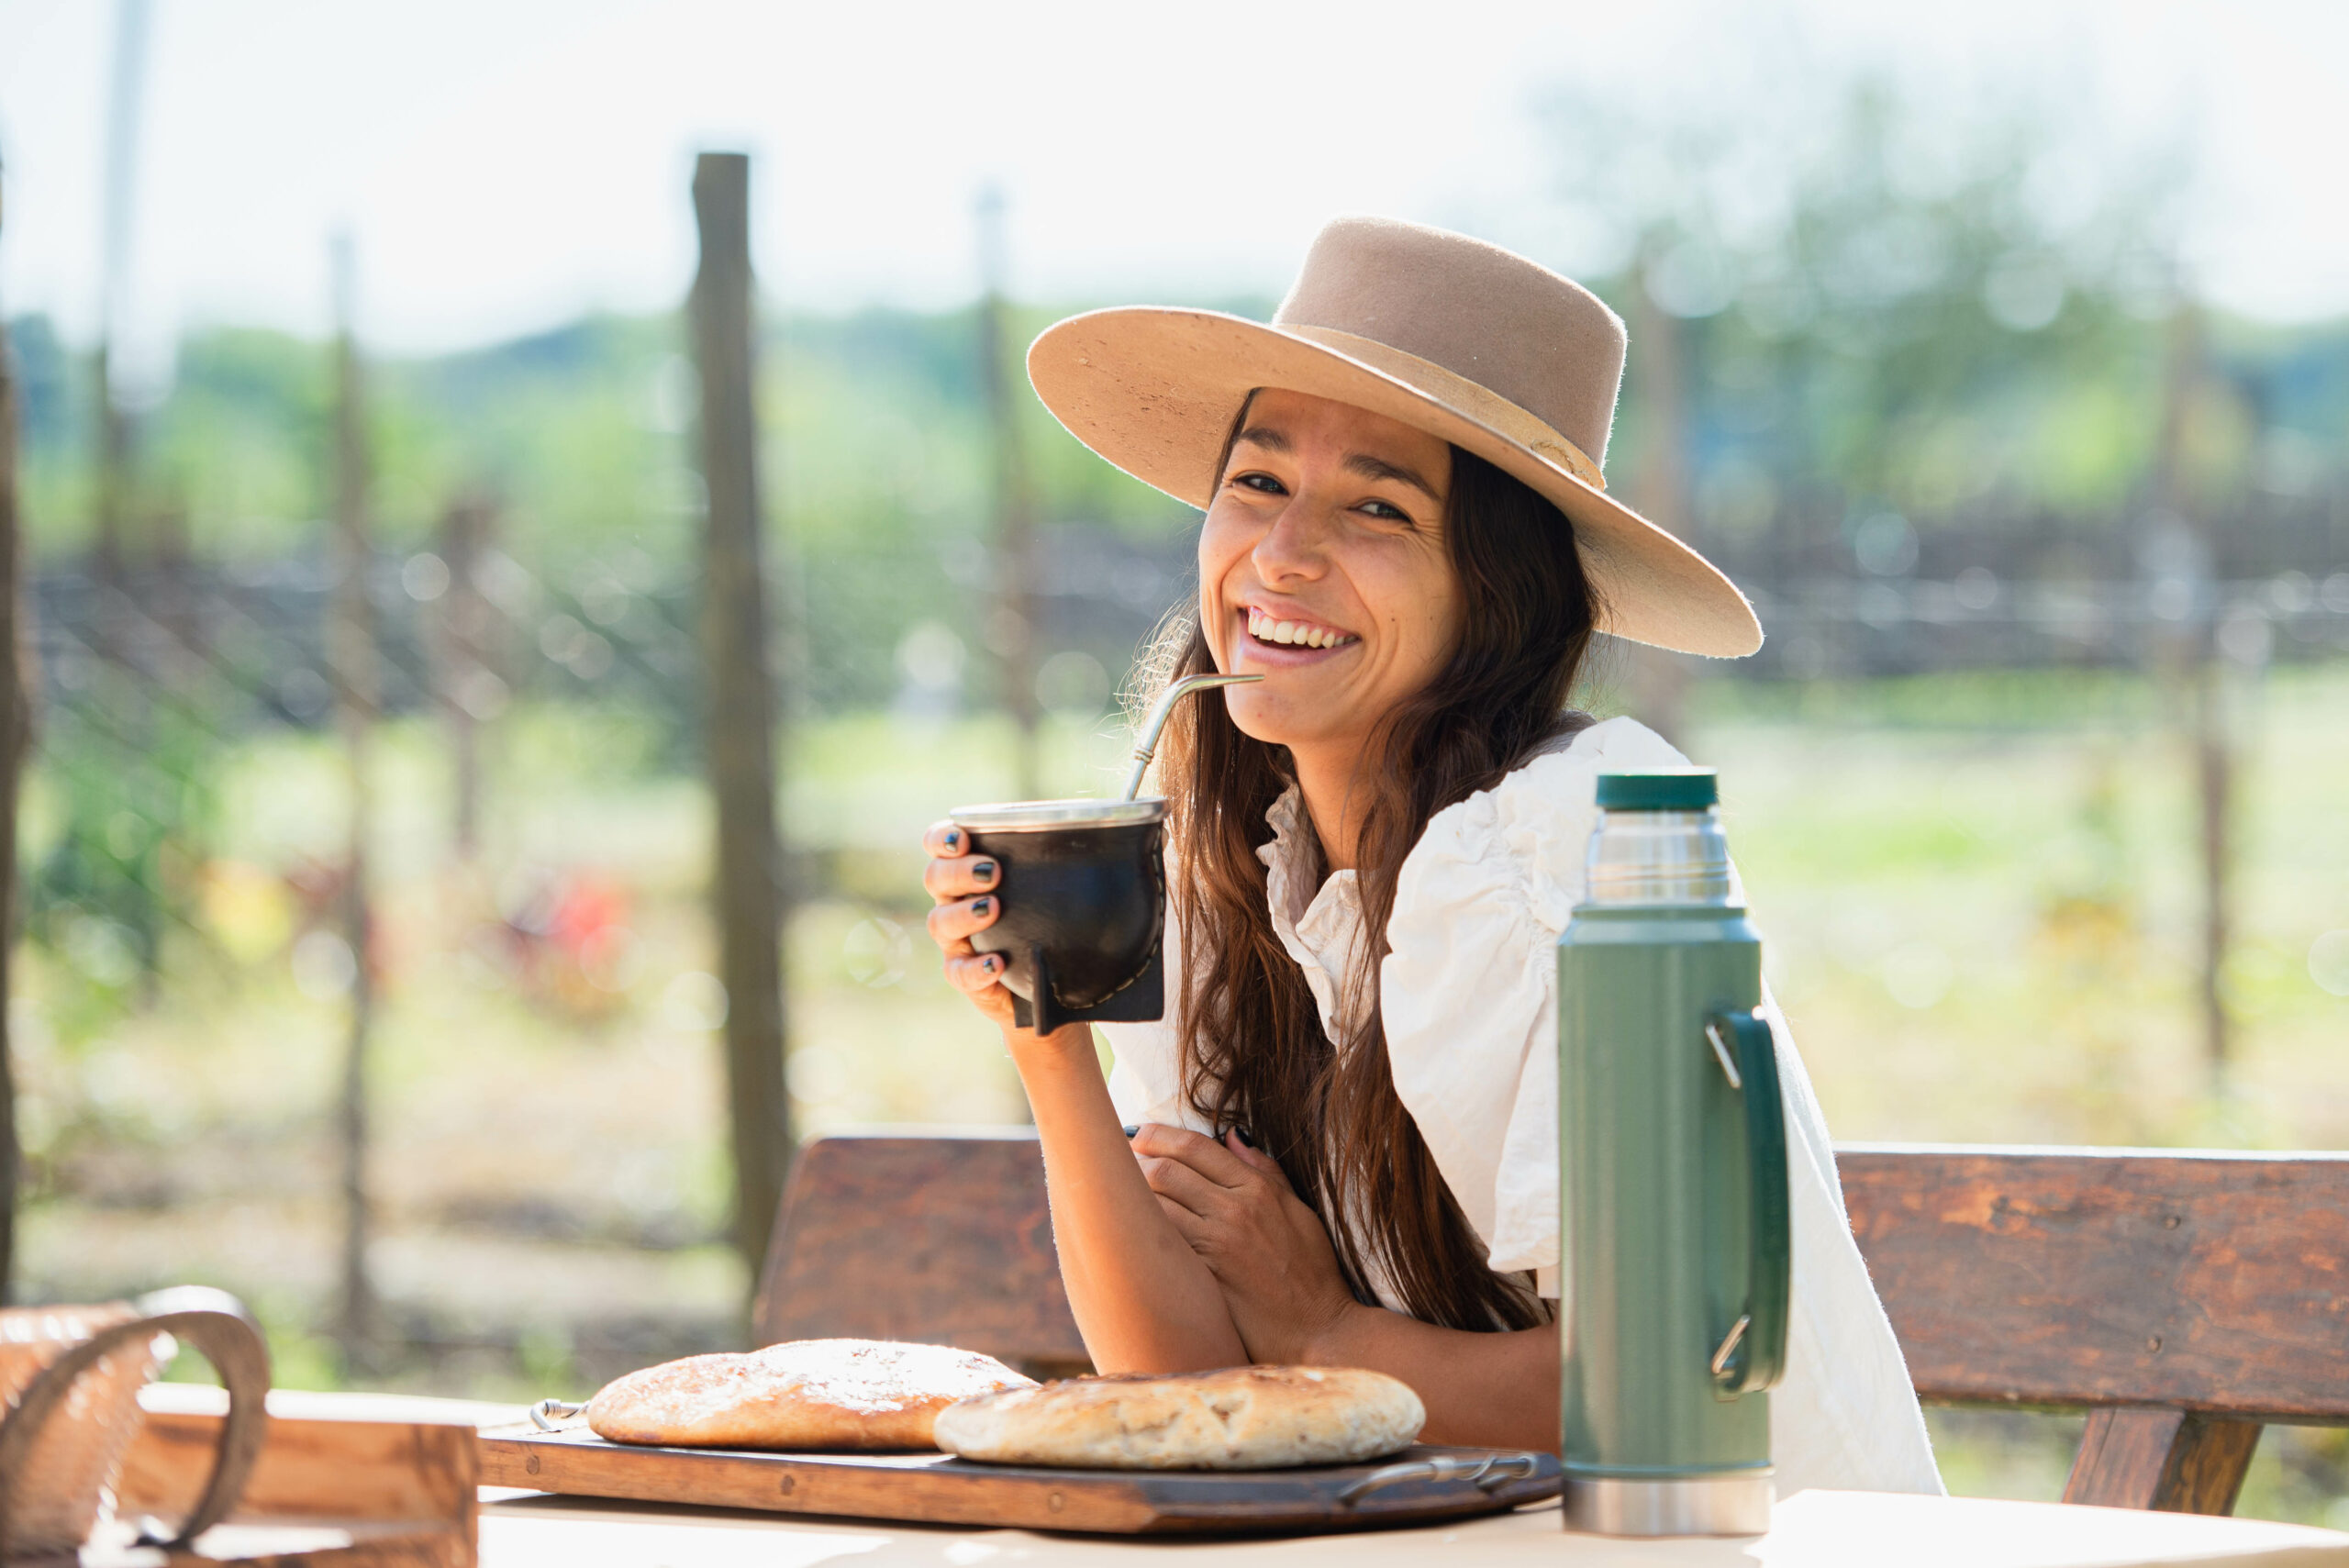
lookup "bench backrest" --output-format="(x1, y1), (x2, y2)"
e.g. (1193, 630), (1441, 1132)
(1837, 1145), (2349, 1422)
(755, 1132), (2349, 1510)
(753, 1132), (1090, 1376)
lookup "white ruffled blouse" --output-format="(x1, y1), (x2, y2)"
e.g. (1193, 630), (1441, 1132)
(1098, 716), (1943, 1498)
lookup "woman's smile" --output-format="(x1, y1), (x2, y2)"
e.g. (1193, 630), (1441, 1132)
(1240, 603), (1361, 658)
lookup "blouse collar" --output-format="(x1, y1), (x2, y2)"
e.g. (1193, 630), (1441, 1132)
(1258, 786), (1369, 1040)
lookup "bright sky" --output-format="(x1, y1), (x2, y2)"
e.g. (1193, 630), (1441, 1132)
(0, 0), (2343, 386)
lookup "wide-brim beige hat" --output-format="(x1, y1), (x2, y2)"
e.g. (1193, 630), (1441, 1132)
(1026, 217), (1762, 658)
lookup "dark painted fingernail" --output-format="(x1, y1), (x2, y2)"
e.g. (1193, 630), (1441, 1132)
(971, 896), (993, 917)
(1121, 1125), (1141, 1140)
(942, 828), (962, 851)
(1235, 1127), (1255, 1147)
(974, 860), (998, 885)
(983, 953), (1003, 973)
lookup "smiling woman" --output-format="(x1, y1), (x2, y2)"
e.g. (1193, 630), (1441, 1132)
(921, 217), (1941, 1496)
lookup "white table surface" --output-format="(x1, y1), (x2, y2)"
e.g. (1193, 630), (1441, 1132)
(175, 1387), (2349, 1568)
(476, 1487), (2349, 1568)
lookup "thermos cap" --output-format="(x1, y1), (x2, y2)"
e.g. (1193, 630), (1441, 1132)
(1595, 770), (1720, 812)
(1583, 771), (1739, 906)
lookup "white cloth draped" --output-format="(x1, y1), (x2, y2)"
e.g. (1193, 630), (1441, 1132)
(1098, 716), (1943, 1496)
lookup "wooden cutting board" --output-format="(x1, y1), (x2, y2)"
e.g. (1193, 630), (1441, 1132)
(477, 1423), (1559, 1535)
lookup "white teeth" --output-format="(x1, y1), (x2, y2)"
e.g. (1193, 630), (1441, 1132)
(1248, 610), (1351, 648)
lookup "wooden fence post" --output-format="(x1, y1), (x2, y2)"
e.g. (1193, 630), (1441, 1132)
(975, 187), (1040, 797)
(1624, 236), (1694, 744)
(91, 0), (152, 658)
(690, 152), (793, 1286)
(0, 151), (39, 1300)
(2149, 300), (2232, 1084)
(327, 231), (379, 1365)
(434, 494), (495, 860)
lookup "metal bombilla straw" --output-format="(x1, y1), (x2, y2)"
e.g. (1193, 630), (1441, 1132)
(1120, 673), (1264, 800)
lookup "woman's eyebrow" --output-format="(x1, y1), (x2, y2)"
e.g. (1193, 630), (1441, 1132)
(1233, 425), (1292, 452)
(1343, 451), (1440, 503)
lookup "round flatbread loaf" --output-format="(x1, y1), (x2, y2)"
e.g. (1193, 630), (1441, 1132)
(934, 1365), (1425, 1470)
(587, 1339), (1034, 1451)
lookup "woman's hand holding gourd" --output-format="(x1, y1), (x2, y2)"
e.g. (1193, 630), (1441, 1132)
(923, 821), (1098, 1063)
(1129, 1124), (1362, 1364)
(921, 820), (1025, 1032)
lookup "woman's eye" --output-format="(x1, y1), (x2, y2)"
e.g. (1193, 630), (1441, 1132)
(1233, 472), (1287, 496)
(1359, 498), (1412, 524)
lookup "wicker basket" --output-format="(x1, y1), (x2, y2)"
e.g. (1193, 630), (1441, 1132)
(0, 1289), (272, 1560)
(0, 1302), (161, 1558)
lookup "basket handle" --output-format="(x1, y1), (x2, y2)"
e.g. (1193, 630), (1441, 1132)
(0, 1286), (273, 1551)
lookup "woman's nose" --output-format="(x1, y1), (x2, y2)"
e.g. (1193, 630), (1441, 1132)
(1250, 498), (1331, 584)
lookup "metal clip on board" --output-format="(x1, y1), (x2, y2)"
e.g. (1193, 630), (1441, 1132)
(1335, 1451), (1544, 1504)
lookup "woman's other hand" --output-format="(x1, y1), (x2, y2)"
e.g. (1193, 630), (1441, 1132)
(923, 820), (1016, 1029)
(1130, 1124), (1362, 1364)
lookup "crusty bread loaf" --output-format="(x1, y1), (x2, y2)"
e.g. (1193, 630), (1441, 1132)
(934, 1365), (1424, 1470)
(587, 1339), (1034, 1451)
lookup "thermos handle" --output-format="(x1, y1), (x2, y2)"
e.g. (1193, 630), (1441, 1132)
(1705, 1008), (1790, 1396)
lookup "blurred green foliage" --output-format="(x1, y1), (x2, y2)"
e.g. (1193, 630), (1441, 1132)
(1546, 78), (2346, 533)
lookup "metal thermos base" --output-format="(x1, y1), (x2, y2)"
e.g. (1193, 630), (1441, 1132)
(1564, 1472), (1775, 1537)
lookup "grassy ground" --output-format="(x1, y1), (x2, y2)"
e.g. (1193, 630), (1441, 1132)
(14, 662), (2349, 1518)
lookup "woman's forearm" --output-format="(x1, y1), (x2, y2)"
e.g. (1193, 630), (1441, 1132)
(1302, 1307), (1559, 1451)
(1011, 1028), (1248, 1372)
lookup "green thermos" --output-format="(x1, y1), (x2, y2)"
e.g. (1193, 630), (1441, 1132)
(1557, 769), (1789, 1536)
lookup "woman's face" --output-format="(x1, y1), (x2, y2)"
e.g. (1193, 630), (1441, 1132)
(1199, 389), (1460, 762)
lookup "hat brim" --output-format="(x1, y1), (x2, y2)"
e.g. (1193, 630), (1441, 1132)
(1027, 306), (1763, 659)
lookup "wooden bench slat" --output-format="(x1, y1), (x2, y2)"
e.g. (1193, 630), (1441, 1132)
(752, 1133), (1090, 1377)
(1839, 1147), (2349, 1421)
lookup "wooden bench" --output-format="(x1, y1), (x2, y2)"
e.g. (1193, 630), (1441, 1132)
(1840, 1144), (2349, 1514)
(754, 1131), (1093, 1379)
(754, 1133), (2349, 1516)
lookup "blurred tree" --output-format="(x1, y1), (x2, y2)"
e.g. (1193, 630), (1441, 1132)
(0, 150), (34, 1297)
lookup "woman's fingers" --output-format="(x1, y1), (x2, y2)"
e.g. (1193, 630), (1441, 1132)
(941, 950), (1007, 995)
(922, 852), (1001, 903)
(1137, 1152), (1227, 1219)
(1152, 1193), (1216, 1250)
(925, 894), (1002, 949)
(1131, 1123), (1254, 1187)
(920, 823), (1017, 1029)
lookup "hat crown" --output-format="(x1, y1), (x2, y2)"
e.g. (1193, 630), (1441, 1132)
(1273, 217), (1626, 472)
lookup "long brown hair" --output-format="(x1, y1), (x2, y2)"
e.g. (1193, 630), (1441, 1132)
(1141, 408), (1605, 1332)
